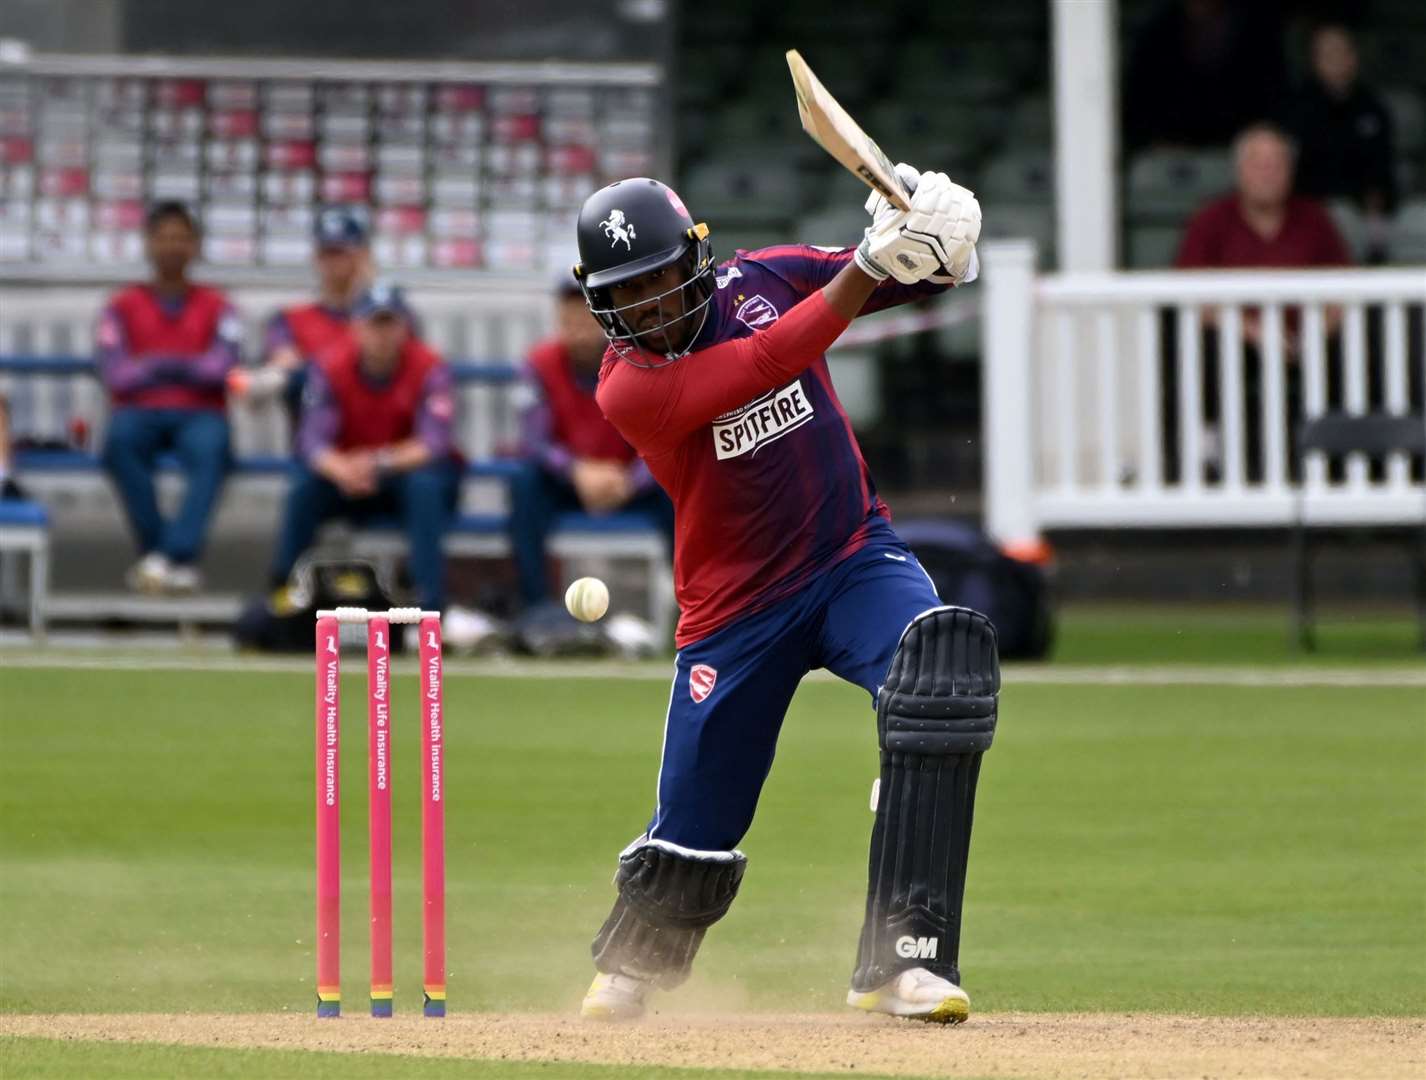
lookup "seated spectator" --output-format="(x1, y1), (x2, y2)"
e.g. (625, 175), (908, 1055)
(98, 202), (241, 594)
(507, 275), (673, 639)
(266, 282), (458, 615)
(1284, 23), (1397, 261)
(231, 206), (372, 419)
(1171, 124), (1352, 482)
(1177, 123), (1351, 318)
(1124, 0), (1287, 151)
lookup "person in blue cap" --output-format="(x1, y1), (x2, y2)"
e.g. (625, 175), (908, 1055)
(230, 206), (373, 425)
(266, 281), (458, 614)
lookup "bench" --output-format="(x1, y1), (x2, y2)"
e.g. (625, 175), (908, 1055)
(4, 356), (674, 639)
(0, 499), (49, 639)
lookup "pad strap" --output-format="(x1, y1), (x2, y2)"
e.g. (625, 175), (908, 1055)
(591, 837), (746, 989)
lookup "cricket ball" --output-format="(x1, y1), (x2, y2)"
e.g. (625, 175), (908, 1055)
(564, 576), (610, 623)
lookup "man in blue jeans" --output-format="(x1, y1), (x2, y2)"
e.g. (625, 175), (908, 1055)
(267, 283), (458, 613)
(98, 201), (242, 594)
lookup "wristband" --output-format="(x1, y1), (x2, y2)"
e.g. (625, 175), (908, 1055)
(854, 235), (890, 282)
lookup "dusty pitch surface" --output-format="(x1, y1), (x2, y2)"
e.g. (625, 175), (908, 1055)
(2, 1012), (1422, 1078)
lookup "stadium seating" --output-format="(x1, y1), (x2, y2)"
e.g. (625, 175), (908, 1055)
(1384, 87), (1425, 156)
(979, 152), (1055, 206)
(1125, 150), (1234, 223)
(1125, 224), (1182, 269)
(861, 102), (986, 179)
(1003, 96), (1053, 151)
(1393, 197), (1426, 262)
(795, 206), (868, 252)
(680, 156), (808, 229)
(978, 202), (1056, 268)
(895, 42), (1023, 106)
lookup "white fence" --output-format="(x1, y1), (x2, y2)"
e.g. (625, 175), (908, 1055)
(0, 278), (551, 460)
(982, 242), (1426, 540)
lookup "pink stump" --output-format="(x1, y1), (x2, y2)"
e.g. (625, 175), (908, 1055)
(367, 617), (394, 1016)
(314, 615), (341, 1017)
(419, 615), (446, 1016)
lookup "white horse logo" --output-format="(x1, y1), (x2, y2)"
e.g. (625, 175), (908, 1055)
(600, 209), (636, 250)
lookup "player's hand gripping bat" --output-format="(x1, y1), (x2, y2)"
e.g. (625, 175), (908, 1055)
(786, 49), (982, 285)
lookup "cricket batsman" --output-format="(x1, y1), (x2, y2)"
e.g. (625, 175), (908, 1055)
(574, 169), (997, 1024)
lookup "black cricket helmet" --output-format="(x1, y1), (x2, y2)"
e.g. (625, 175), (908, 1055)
(573, 177), (715, 366)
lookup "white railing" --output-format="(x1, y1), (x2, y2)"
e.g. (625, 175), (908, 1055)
(982, 242), (1426, 539)
(0, 279), (552, 459)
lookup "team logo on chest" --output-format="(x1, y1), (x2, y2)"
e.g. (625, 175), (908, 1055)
(689, 664), (718, 703)
(712, 378), (816, 460)
(735, 294), (779, 329)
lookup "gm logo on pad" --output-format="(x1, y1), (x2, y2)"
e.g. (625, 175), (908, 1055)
(895, 935), (939, 960)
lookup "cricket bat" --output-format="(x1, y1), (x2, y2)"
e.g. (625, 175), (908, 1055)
(785, 48), (912, 212)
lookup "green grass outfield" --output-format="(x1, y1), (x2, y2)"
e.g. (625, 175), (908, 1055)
(0, 1037), (933, 1080)
(1, 608), (1423, 1077)
(1049, 604), (1425, 666)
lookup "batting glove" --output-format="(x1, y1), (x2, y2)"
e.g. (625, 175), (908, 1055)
(862, 162), (982, 285)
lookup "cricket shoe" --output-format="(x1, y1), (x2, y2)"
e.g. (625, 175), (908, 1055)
(163, 562), (202, 594)
(846, 967), (970, 1024)
(581, 971), (652, 1021)
(125, 552), (171, 594)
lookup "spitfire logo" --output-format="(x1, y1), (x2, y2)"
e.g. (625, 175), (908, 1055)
(688, 664), (718, 703)
(712, 379), (814, 460)
(600, 209), (636, 250)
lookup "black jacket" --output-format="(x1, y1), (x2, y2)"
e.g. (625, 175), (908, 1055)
(1286, 79), (1398, 213)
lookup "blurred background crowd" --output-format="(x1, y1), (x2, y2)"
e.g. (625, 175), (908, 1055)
(0, 0), (1421, 653)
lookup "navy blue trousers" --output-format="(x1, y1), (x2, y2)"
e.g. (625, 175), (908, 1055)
(507, 462), (675, 607)
(268, 461), (458, 610)
(647, 519), (940, 851)
(102, 407), (230, 563)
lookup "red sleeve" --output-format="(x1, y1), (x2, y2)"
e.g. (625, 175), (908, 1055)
(596, 290), (851, 458)
(1174, 204), (1221, 268)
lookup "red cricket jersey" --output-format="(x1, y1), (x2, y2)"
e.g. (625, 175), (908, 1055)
(598, 289), (859, 646)
(601, 236), (969, 644)
(597, 243), (952, 646)
(318, 337), (443, 450)
(100, 284), (236, 410)
(282, 303), (353, 359)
